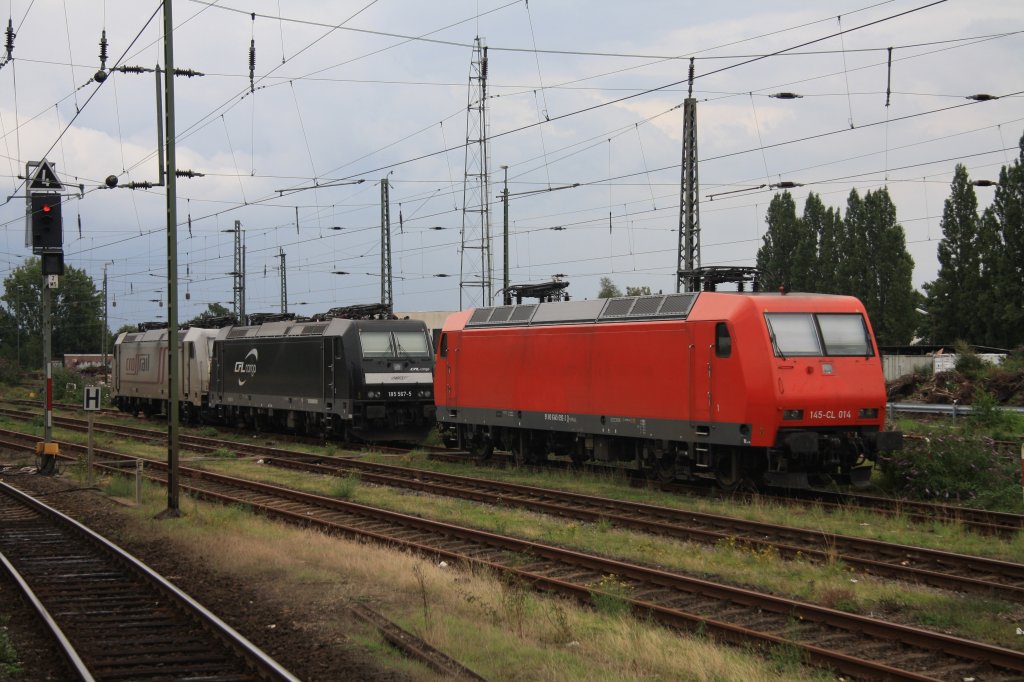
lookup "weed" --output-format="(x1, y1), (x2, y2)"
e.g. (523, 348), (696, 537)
(590, 574), (633, 618)
(331, 474), (359, 500)
(500, 577), (530, 637)
(412, 563), (431, 632)
(103, 473), (137, 498)
(594, 517), (613, 533)
(211, 447), (234, 459)
(817, 586), (858, 611)
(0, 616), (22, 678)
(544, 601), (574, 645)
(767, 640), (806, 676)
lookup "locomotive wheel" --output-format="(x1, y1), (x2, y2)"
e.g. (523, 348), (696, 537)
(713, 449), (746, 492)
(653, 454), (676, 483)
(468, 433), (494, 462)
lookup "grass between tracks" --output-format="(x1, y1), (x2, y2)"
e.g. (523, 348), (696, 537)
(190, 455), (1024, 650)
(86, 473), (825, 682)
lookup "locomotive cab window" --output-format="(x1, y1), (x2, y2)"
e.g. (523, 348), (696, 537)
(765, 312), (872, 357)
(715, 322), (731, 358)
(359, 330), (432, 359)
(439, 333), (448, 358)
(393, 331), (432, 357)
(818, 314), (873, 356)
(360, 332), (393, 358)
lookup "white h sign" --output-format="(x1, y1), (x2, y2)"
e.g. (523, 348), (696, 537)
(83, 386), (101, 411)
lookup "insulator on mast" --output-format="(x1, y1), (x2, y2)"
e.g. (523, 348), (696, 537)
(99, 29), (108, 69)
(4, 17), (14, 61)
(249, 39), (255, 92)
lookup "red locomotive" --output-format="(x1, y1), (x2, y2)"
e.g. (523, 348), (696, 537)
(434, 291), (901, 489)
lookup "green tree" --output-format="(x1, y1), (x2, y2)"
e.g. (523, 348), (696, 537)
(1, 258), (105, 366)
(186, 302), (234, 327)
(922, 165), (983, 344)
(852, 188), (916, 345)
(979, 134), (1024, 348)
(755, 191), (817, 291)
(802, 193), (841, 293)
(625, 285), (652, 296)
(597, 277), (622, 298)
(838, 188), (868, 300)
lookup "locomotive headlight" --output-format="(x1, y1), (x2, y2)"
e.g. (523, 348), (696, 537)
(368, 390), (381, 399)
(783, 409), (804, 420)
(858, 408), (879, 419)
(418, 389), (432, 398)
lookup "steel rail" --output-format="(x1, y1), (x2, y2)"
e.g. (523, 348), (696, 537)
(0, 550), (94, 681)
(0, 478), (299, 681)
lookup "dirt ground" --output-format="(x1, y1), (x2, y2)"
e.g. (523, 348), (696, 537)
(0, 463), (410, 682)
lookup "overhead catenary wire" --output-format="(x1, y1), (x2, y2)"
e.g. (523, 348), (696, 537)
(2, 0), (1015, 313)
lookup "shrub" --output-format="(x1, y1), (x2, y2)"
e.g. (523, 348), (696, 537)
(876, 431), (1021, 510)
(50, 366), (86, 402)
(968, 391), (1023, 437)
(953, 341), (986, 380)
(0, 357), (22, 385)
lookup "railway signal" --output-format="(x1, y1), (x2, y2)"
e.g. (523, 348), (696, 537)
(30, 194), (63, 250)
(24, 160), (65, 475)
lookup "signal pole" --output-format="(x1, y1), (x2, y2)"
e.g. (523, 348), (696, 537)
(25, 159), (64, 475)
(101, 263), (110, 379)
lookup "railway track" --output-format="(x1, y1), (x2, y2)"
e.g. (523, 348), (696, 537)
(0, 479), (298, 681)
(3, 430), (1024, 680)
(10, 402), (1021, 538)
(4, 408), (1024, 602)
(431, 445), (1024, 536)
(260, 454), (1024, 603)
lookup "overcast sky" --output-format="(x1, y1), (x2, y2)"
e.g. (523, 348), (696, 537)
(1, 0), (1022, 330)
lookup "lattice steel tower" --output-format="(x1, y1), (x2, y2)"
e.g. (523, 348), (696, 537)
(677, 58), (701, 293)
(381, 178), (393, 315)
(231, 220), (246, 323)
(277, 248), (287, 314)
(459, 37), (492, 308)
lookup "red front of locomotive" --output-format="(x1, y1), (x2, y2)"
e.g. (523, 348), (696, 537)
(711, 293), (899, 487)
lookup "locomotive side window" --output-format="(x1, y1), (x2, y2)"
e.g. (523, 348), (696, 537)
(439, 333), (448, 358)
(818, 314), (873, 356)
(715, 322), (732, 358)
(765, 313), (821, 356)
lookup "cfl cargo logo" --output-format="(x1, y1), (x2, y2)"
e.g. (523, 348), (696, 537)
(234, 349), (258, 387)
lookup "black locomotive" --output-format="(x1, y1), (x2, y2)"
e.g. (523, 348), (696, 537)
(209, 316), (434, 441)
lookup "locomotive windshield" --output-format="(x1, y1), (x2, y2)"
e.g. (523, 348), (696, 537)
(359, 330), (432, 359)
(765, 312), (873, 357)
